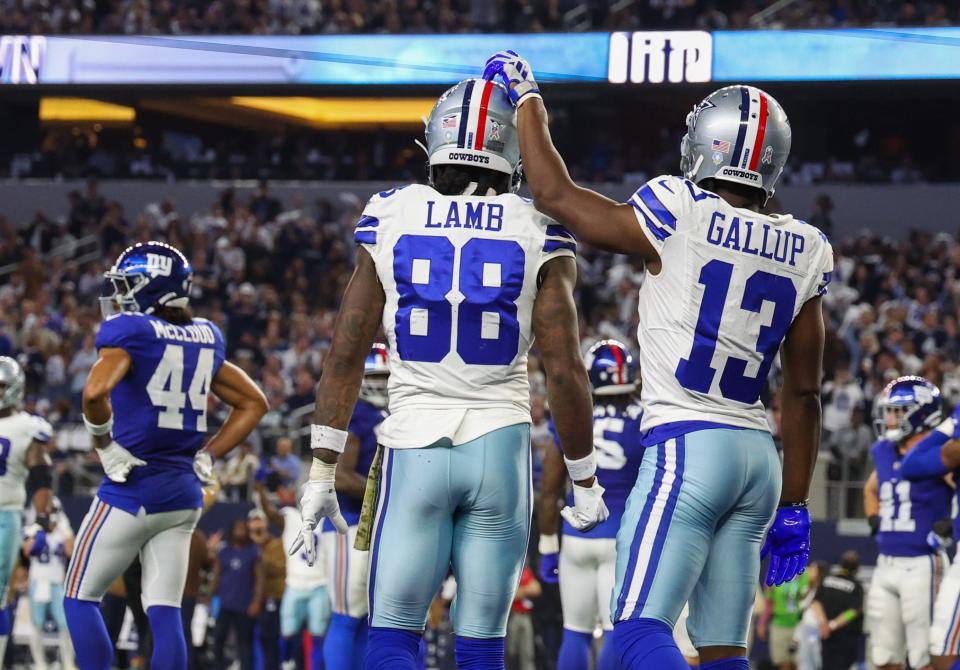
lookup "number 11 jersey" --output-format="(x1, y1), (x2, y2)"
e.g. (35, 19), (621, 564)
(355, 184), (576, 450)
(94, 312), (225, 513)
(630, 175), (834, 441)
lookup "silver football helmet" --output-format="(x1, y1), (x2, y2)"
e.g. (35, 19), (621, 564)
(0, 357), (25, 410)
(424, 78), (521, 192)
(680, 85), (791, 202)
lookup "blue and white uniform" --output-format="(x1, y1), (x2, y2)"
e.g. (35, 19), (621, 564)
(321, 399), (384, 620)
(358, 183), (575, 638)
(0, 412), (51, 605)
(611, 175), (834, 648)
(280, 505), (330, 637)
(65, 312), (225, 607)
(550, 402), (643, 633)
(867, 438), (952, 668)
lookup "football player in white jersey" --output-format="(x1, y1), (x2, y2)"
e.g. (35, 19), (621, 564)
(484, 52), (832, 670)
(0, 356), (54, 660)
(290, 78), (603, 669)
(23, 498), (75, 670)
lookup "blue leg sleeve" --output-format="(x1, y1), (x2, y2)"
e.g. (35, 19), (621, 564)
(557, 629), (592, 670)
(64, 597), (114, 670)
(0, 607), (9, 636)
(698, 658), (748, 670)
(147, 605), (187, 670)
(365, 627), (421, 670)
(454, 636), (506, 670)
(325, 613), (367, 670)
(613, 618), (689, 670)
(950, 660), (960, 670)
(311, 635), (324, 670)
(353, 619), (368, 670)
(597, 630), (621, 670)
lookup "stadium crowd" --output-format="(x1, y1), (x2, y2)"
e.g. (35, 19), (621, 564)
(0, 178), (950, 667)
(0, 0), (956, 35)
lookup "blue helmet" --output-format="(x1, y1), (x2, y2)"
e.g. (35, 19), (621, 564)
(585, 339), (637, 396)
(873, 375), (942, 442)
(359, 343), (390, 409)
(100, 241), (192, 318)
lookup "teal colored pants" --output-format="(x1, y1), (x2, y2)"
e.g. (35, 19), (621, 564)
(612, 428), (781, 648)
(368, 423), (532, 638)
(0, 510), (21, 606)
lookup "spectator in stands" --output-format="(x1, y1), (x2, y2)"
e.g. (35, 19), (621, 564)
(269, 437), (303, 485)
(758, 571), (811, 670)
(212, 519), (264, 670)
(506, 564), (541, 670)
(811, 551), (863, 670)
(221, 442), (260, 501)
(247, 509), (286, 670)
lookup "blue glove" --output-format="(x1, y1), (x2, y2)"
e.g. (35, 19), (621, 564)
(482, 50), (541, 108)
(29, 530), (47, 557)
(540, 552), (559, 584)
(927, 530), (953, 552)
(761, 504), (810, 587)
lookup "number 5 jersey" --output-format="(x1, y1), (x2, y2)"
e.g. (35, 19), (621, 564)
(94, 312), (226, 513)
(629, 175), (834, 441)
(355, 184), (576, 450)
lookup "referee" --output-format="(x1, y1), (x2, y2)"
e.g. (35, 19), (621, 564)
(812, 551), (864, 670)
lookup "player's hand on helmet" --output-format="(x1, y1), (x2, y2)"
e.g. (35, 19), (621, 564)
(482, 50), (541, 108)
(560, 479), (609, 533)
(96, 441), (147, 483)
(193, 449), (216, 486)
(761, 503), (810, 586)
(289, 477), (348, 566)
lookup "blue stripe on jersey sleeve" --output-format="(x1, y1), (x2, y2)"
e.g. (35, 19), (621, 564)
(637, 185), (677, 230)
(546, 224), (575, 240)
(630, 200), (671, 242)
(817, 271), (832, 296)
(356, 215), (379, 229)
(543, 239), (577, 254)
(354, 230), (377, 245)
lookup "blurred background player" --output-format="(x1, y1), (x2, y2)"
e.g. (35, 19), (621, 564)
(863, 376), (951, 670)
(485, 52), (832, 670)
(809, 552), (864, 670)
(248, 507), (287, 670)
(291, 77), (603, 670)
(899, 401), (960, 670)
(64, 241), (268, 670)
(322, 343), (388, 670)
(0, 356), (54, 662)
(212, 517), (264, 670)
(256, 478), (331, 670)
(22, 497), (75, 670)
(539, 339), (643, 670)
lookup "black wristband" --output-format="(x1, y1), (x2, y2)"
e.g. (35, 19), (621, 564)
(779, 500), (808, 508)
(868, 515), (881, 536)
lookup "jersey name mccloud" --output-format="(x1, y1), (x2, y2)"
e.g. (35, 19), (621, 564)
(149, 320), (218, 344)
(424, 200), (505, 232)
(706, 212), (807, 267)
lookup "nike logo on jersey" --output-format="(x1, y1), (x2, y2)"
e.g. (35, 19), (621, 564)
(706, 212), (806, 267)
(424, 200), (504, 232)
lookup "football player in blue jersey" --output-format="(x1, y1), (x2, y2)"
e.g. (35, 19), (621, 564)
(64, 242), (268, 670)
(539, 340), (644, 670)
(863, 376), (952, 670)
(484, 52), (832, 670)
(290, 78), (602, 670)
(319, 343), (389, 670)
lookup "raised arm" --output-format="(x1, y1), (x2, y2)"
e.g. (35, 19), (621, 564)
(255, 482), (285, 531)
(25, 440), (52, 520)
(292, 247), (385, 557)
(483, 51), (657, 260)
(207, 362), (269, 460)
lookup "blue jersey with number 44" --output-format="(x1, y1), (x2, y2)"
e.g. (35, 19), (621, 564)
(629, 175), (834, 443)
(872, 439), (952, 557)
(95, 312), (226, 513)
(549, 401), (644, 539)
(354, 184), (576, 450)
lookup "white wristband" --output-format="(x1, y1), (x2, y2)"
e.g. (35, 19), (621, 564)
(564, 451), (597, 482)
(539, 534), (559, 555)
(309, 458), (337, 483)
(311, 424), (348, 454)
(83, 414), (113, 437)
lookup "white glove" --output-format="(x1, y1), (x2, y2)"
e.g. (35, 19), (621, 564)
(288, 460), (348, 566)
(560, 479), (610, 532)
(193, 449), (215, 486)
(97, 441), (146, 483)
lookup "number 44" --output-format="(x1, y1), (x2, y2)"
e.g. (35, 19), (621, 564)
(147, 344), (214, 431)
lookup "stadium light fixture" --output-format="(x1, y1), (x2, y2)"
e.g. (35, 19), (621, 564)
(39, 98), (136, 122)
(229, 97), (434, 127)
